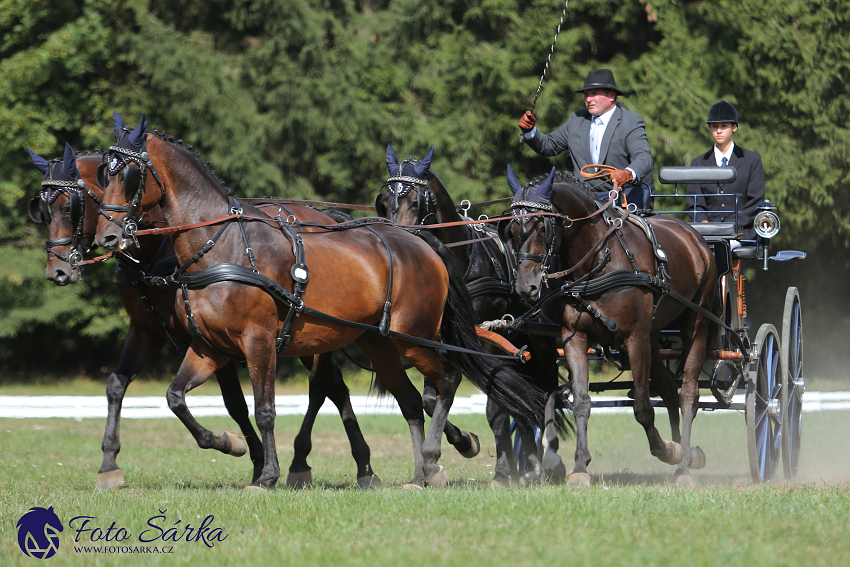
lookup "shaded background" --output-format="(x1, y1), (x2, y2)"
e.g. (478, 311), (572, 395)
(0, 0), (847, 380)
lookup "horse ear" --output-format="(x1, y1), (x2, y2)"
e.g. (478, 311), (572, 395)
(128, 112), (147, 148)
(413, 144), (434, 178)
(26, 148), (50, 174)
(537, 167), (557, 203)
(386, 144), (399, 176)
(506, 165), (523, 197)
(113, 111), (125, 142)
(61, 143), (77, 178)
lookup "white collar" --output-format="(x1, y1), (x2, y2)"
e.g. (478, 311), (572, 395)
(592, 105), (617, 127)
(713, 142), (735, 166)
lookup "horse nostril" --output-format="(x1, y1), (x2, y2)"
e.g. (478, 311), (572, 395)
(101, 236), (115, 250)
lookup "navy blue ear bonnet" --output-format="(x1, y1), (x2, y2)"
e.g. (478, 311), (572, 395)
(507, 165), (556, 208)
(27, 143), (81, 203)
(385, 144), (433, 196)
(107, 111), (147, 175)
(26, 143), (86, 225)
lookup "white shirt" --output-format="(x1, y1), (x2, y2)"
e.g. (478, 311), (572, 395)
(714, 142), (735, 167)
(589, 105), (617, 164)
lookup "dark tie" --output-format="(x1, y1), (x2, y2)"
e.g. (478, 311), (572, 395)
(721, 156), (728, 167)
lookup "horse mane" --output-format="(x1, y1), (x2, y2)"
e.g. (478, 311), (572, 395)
(524, 169), (597, 202)
(149, 128), (234, 195)
(72, 149), (105, 158)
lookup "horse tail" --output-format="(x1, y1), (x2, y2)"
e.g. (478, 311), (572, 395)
(416, 231), (548, 424)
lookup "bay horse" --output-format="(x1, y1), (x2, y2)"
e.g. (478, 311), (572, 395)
(499, 167), (715, 486)
(27, 141), (380, 489)
(375, 145), (569, 485)
(94, 113), (544, 489)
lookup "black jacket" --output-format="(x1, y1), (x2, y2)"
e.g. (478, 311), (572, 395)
(688, 143), (765, 241)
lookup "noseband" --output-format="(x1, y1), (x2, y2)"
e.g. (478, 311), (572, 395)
(101, 130), (164, 245)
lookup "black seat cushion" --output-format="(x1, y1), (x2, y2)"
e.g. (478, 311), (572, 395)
(689, 222), (737, 237)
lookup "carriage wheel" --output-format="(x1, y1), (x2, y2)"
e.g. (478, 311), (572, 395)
(781, 288), (804, 480)
(745, 324), (785, 483)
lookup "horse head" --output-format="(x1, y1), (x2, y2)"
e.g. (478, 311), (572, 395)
(96, 111), (175, 251)
(375, 144), (436, 224)
(26, 143), (100, 285)
(498, 166), (561, 302)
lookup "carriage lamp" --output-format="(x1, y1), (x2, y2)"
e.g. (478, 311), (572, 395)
(754, 200), (780, 239)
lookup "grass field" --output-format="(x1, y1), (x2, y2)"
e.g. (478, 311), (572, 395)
(2, 400), (849, 566)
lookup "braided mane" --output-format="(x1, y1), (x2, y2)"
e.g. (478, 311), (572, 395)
(524, 169), (596, 200)
(149, 128), (234, 195)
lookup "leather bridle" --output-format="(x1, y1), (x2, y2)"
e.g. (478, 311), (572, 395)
(98, 129), (164, 246)
(30, 161), (96, 269)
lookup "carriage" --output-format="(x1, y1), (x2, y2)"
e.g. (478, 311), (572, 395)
(518, 165), (807, 484)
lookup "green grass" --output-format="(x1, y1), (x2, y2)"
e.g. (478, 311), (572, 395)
(1, 410), (849, 566)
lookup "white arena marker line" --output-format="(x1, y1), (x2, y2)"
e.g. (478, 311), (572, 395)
(0, 392), (847, 419)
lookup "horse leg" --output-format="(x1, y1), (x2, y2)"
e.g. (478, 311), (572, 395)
(242, 340), (281, 490)
(516, 416), (543, 485)
(562, 335), (592, 487)
(285, 355), (323, 489)
(287, 353), (380, 489)
(97, 324), (166, 490)
(541, 391), (567, 483)
(626, 337), (683, 467)
(356, 335), (427, 487)
(423, 375), (480, 458)
(214, 361), (264, 483)
(650, 338), (682, 445)
(412, 351), (461, 487)
(165, 345), (250, 468)
(674, 319), (710, 486)
(486, 399), (516, 487)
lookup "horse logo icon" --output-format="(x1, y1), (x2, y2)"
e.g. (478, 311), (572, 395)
(16, 506), (63, 559)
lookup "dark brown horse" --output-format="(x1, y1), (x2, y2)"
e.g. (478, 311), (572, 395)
(500, 168), (715, 486)
(375, 145), (568, 485)
(93, 113), (543, 489)
(27, 143), (379, 489)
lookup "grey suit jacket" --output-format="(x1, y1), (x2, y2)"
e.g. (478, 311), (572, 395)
(526, 102), (654, 193)
(687, 144), (765, 241)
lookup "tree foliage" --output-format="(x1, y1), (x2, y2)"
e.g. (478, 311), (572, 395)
(0, 0), (847, 377)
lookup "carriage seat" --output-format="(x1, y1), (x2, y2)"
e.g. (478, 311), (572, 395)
(689, 222), (737, 238)
(732, 246), (759, 260)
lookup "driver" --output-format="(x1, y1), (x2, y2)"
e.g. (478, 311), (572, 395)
(518, 69), (654, 209)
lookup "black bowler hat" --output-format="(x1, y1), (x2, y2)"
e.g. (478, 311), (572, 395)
(575, 69), (626, 96)
(707, 100), (738, 124)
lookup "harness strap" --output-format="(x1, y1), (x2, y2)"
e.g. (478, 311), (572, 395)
(171, 262), (524, 361)
(365, 226), (394, 336)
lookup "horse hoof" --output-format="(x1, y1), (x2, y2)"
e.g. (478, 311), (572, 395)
(490, 477), (511, 488)
(403, 482), (424, 490)
(224, 431), (247, 457)
(357, 474), (382, 489)
(568, 472), (591, 488)
(425, 466), (448, 488)
(660, 441), (683, 465)
(545, 461), (567, 484)
(459, 431), (480, 459)
(519, 472), (540, 486)
(286, 470), (312, 489)
(675, 474), (694, 487)
(690, 446), (706, 470)
(244, 484), (267, 492)
(96, 469), (125, 491)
